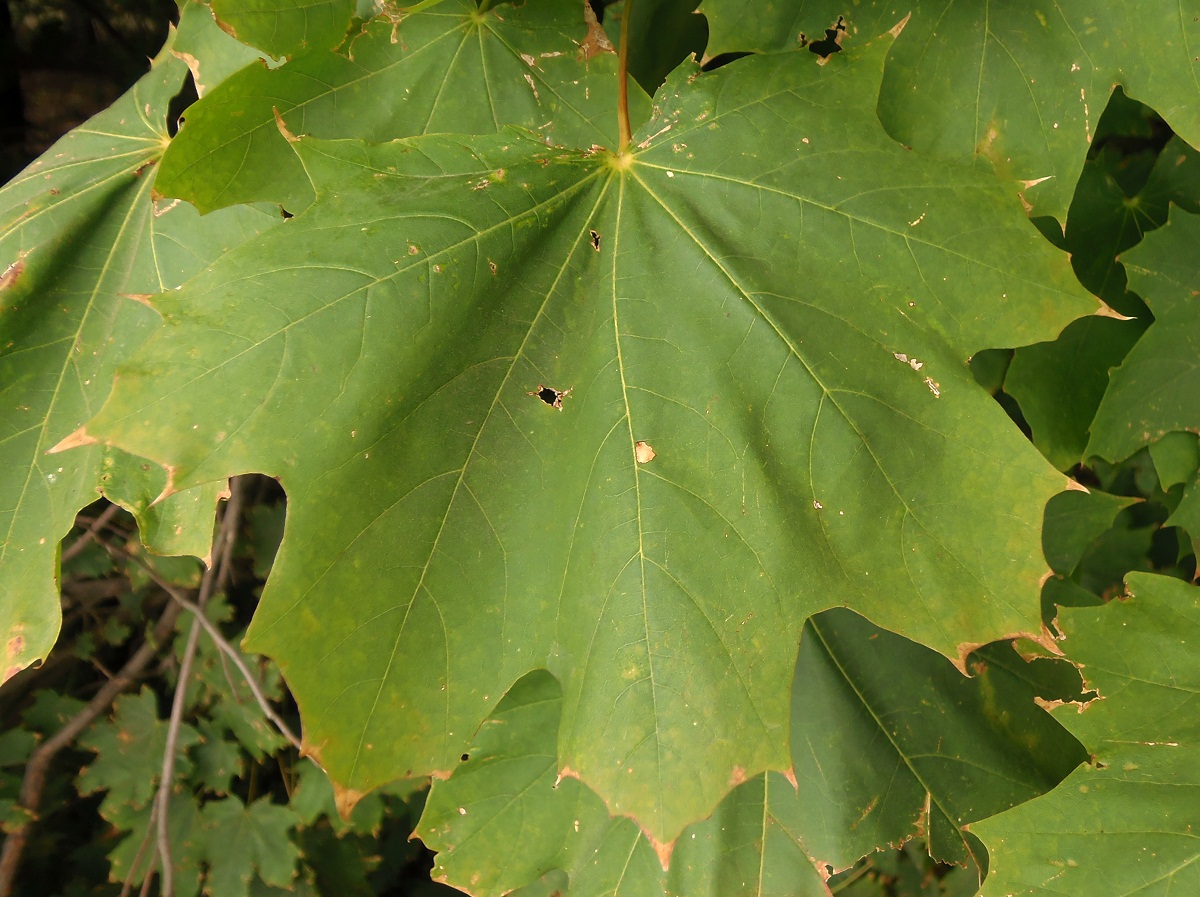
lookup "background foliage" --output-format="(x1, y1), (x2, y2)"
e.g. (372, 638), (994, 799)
(1, 0), (1197, 895)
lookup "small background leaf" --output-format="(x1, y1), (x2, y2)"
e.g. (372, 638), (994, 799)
(77, 688), (201, 809)
(1088, 207), (1200, 463)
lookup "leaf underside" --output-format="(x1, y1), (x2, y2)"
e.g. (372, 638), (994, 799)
(86, 37), (1094, 844)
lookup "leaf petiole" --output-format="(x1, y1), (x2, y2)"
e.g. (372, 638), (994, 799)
(617, 0), (633, 151)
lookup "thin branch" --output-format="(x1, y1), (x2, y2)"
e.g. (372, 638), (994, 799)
(152, 476), (248, 897)
(0, 599), (183, 897)
(61, 501), (124, 564)
(138, 864), (155, 897)
(118, 546), (302, 752)
(118, 800), (158, 897)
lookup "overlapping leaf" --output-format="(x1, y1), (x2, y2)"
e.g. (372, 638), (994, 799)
(417, 609), (1085, 895)
(83, 37), (1094, 844)
(790, 610), (1085, 872)
(1088, 207), (1200, 464)
(174, 0), (270, 94)
(0, 29), (275, 682)
(1007, 130), (1198, 471)
(156, 0), (652, 213)
(210, 0), (354, 58)
(976, 573), (1200, 896)
(700, 0), (1200, 218)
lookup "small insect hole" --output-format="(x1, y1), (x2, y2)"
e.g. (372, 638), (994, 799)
(461, 753), (469, 762)
(528, 384), (572, 410)
(590, 229), (601, 251)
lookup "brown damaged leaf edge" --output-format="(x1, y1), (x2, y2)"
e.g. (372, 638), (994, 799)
(1033, 695), (1096, 715)
(212, 13), (238, 41)
(953, 625), (1061, 677)
(332, 782), (368, 821)
(579, 1), (615, 60)
(147, 463), (180, 508)
(49, 426), (180, 504)
(559, 763), (680, 870)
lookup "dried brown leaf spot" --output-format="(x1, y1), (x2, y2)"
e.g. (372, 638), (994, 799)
(1, 252), (29, 292)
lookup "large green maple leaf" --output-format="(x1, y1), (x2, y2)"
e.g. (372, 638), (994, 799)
(82, 38), (1095, 844)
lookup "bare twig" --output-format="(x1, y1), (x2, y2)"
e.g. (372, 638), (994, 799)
(118, 800), (158, 897)
(61, 501), (124, 564)
(0, 599), (183, 897)
(152, 476), (248, 897)
(117, 545), (302, 751)
(137, 863), (155, 897)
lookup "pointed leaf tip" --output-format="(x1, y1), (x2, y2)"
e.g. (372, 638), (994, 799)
(890, 13), (912, 38)
(147, 465), (180, 508)
(332, 782), (365, 821)
(648, 832), (675, 870)
(47, 427), (98, 454)
(1093, 301), (1136, 320)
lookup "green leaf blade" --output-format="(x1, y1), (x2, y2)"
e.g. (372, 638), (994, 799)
(157, 0), (651, 212)
(87, 44), (1093, 844)
(977, 573), (1200, 897)
(211, 0), (355, 59)
(1087, 208), (1200, 464)
(0, 31), (275, 680)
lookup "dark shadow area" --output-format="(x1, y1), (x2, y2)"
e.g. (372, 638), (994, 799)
(1, 0), (175, 181)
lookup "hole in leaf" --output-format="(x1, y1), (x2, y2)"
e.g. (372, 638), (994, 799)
(529, 385), (572, 410)
(802, 17), (846, 59)
(701, 51), (752, 72)
(460, 753), (469, 762)
(589, 229), (601, 251)
(166, 69), (198, 138)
